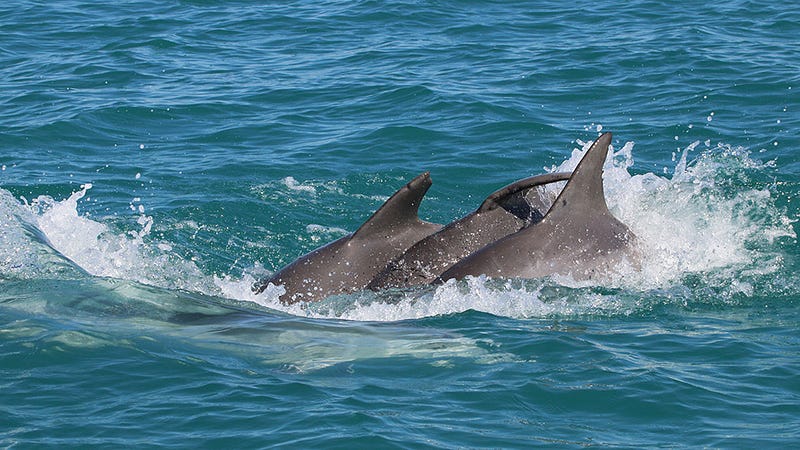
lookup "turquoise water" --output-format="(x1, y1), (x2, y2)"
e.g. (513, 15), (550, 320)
(2, 0), (799, 447)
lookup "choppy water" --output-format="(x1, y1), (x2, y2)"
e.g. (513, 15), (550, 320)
(2, 1), (799, 447)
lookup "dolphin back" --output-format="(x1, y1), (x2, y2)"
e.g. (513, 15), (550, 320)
(254, 172), (441, 303)
(439, 132), (638, 282)
(368, 172), (571, 290)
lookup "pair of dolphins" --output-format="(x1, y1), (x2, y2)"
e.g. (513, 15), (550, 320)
(253, 133), (638, 304)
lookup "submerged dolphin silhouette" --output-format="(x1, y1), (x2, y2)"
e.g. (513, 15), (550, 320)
(367, 171), (571, 290)
(438, 132), (638, 282)
(253, 172), (442, 304)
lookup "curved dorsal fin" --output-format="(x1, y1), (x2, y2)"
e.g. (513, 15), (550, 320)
(477, 172), (572, 213)
(353, 172), (436, 239)
(543, 132), (613, 222)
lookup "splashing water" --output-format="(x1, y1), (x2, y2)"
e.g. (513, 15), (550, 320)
(10, 184), (213, 293)
(1, 137), (794, 321)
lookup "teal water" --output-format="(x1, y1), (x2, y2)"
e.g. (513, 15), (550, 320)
(2, 0), (799, 447)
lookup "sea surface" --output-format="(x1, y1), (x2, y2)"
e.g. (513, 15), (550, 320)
(2, 0), (799, 447)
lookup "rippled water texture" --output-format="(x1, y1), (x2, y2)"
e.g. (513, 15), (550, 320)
(2, 1), (799, 447)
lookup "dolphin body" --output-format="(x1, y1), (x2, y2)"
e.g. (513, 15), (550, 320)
(253, 172), (443, 304)
(255, 132), (637, 304)
(367, 171), (571, 290)
(438, 132), (638, 283)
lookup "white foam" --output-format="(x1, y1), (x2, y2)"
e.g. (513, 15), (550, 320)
(0, 189), (69, 279)
(19, 184), (213, 292)
(304, 224), (349, 244)
(282, 176), (317, 195)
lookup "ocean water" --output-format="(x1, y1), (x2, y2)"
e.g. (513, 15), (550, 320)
(2, 0), (799, 447)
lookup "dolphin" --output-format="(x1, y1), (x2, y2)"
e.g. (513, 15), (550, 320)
(367, 171), (571, 290)
(253, 172), (442, 304)
(437, 132), (638, 283)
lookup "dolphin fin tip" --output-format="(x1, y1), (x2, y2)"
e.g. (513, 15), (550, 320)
(353, 172), (437, 239)
(542, 132), (614, 221)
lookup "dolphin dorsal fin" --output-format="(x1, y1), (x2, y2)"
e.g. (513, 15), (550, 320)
(353, 172), (436, 239)
(477, 172), (572, 213)
(544, 133), (613, 222)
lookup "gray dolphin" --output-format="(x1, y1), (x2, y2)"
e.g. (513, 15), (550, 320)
(437, 132), (638, 283)
(253, 172), (442, 304)
(367, 171), (571, 290)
